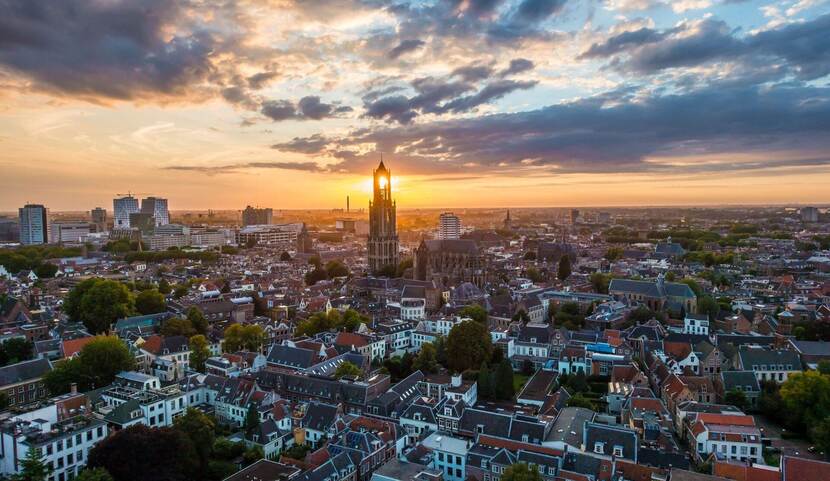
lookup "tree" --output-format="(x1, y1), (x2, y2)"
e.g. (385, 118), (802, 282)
(501, 462), (543, 481)
(459, 304), (488, 325)
(324, 260), (349, 278)
(478, 362), (494, 400)
(811, 417), (830, 458)
(590, 272), (613, 294)
(512, 309), (531, 324)
(724, 389), (749, 412)
(779, 371), (830, 433)
(0, 337), (34, 366)
(251, 292), (269, 317)
(494, 359), (515, 400)
(173, 285), (189, 299)
(334, 361), (362, 379)
(157, 279), (172, 295)
(697, 295), (720, 321)
(604, 247), (623, 261)
(304, 268), (328, 286)
(160, 317), (196, 337)
(413, 343), (438, 373)
(446, 321), (493, 373)
(819, 360), (830, 375)
(189, 335), (211, 373)
(566, 393), (594, 409)
(14, 447), (50, 481)
(173, 409), (215, 477)
(65, 279), (135, 334)
(75, 468), (114, 481)
(279, 251), (291, 261)
(222, 324), (265, 353)
(87, 425), (197, 481)
(244, 404), (260, 431)
(135, 289), (166, 315)
(681, 278), (703, 298)
(186, 307), (208, 335)
(44, 336), (135, 394)
(0, 392), (9, 410)
(557, 255), (572, 281)
(526, 267), (543, 284)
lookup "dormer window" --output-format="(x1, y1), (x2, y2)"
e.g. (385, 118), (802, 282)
(613, 446), (623, 457)
(594, 442), (604, 454)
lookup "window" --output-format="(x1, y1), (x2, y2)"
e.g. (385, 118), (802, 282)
(594, 442), (604, 454)
(613, 446), (623, 457)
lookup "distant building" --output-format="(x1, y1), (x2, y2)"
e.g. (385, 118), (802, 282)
(368, 160), (399, 274)
(801, 206), (819, 222)
(296, 223), (313, 253)
(570, 209), (580, 224)
(50, 222), (90, 244)
(237, 223), (303, 247)
(90, 207), (107, 232)
(0, 218), (19, 242)
(129, 212), (156, 235)
(609, 274), (697, 314)
(113, 195), (139, 229)
(438, 212), (461, 240)
(18, 204), (48, 245)
(242, 205), (273, 226)
(141, 196), (169, 226)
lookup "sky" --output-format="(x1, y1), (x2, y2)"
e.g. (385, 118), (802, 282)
(1, 0), (829, 211)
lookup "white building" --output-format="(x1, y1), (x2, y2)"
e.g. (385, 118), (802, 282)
(0, 405), (108, 481)
(113, 196), (140, 229)
(50, 222), (90, 244)
(236, 223), (303, 247)
(438, 212), (461, 240)
(18, 204), (48, 245)
(684, 313), (709, 335)
(689, 414), (763, 464)
(141, 197), (170, 226)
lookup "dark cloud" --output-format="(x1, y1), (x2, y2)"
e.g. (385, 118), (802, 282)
(387, 39), (426, 59)
(514, 0), (567, 23)
(166, 161), (323, 174)
(247, 71), (278, 90)
(587, 14), (830, 80)
(452, 64), (496, 82)
(499, 58), (535, 76)
(0, 0), (218, 100)
(271, 134), (330, 154)
(437, 79), (538, 113)
(284, 83), (830, 175)
(261, 96), (351, 122)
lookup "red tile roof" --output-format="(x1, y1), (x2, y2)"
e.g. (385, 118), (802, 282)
(782, 455), (830, 481)
(61, 336), (95, 358)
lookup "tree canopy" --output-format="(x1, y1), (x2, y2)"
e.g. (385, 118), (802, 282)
(189, 335), (211, 373)
(87, 425), (198, 481)
(64, 278), (135, 334)
(334, 361), (362, 378)
(557, 255), (572, 281)
(501, 462), (543, 481)
(459, 304), (488, 325)
(44, 336), (136, 394)
(446, 320), (493, 372)
(134, 288), (167, 315)
(222, 324), (265, 353)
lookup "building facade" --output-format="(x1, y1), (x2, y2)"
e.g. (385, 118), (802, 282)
(18, 204), (48, 245)
(140, 197), (170, 226)
(367, 160), (399, 274)
(90, 208), (107, 233)
(438, 212), (461, 240)
(242, 205), (273, 226)
(113, 196), (140, 229)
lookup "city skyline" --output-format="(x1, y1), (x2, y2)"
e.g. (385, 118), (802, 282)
(2, 1), (830, 210)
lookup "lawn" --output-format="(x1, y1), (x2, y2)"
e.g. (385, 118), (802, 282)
(513, 374), (530, 394)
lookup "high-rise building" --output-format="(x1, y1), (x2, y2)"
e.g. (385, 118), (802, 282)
(0, 218), (19, 242)
(242, 205), (273, 226)
(90, 207), (107, 232)
(367, 159), (399, 274)
(801, 206), (819, 223)
(113, 196), (139, 229)
(570, 209), (580, 224)
(18, 204), (48, 245)
(438, 212), (461, 240)
(141, 197), (170, 226)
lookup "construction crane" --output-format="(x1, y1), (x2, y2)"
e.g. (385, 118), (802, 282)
(115, 191), (153, 198)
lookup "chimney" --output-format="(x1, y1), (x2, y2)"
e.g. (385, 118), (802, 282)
(70, 383), (77, 395)
(451, 374), (461, 388)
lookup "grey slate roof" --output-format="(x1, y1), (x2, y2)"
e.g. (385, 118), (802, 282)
(0, 358), (51, 386)
(738, 348), (803, 371)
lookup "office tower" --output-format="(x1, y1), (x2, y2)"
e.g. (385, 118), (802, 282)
(347, 196), (350, 213)
(129, 213), (156, 235)
(801, 206), (819, 223)
(18, 204), (48, 245)
(90, 207), (107, 232)
(0, 218), (19, 242)
(438, 212), (461, 240)
(367, 159), (399, 274)
(51, 222), (90, 243)
(242, 205), (273, 226)
(141, 197), (170, 226)
(113, 195), (139, 229)
(570, 209), (580, 224)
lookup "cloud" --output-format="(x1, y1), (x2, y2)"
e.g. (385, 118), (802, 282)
(499, 58), (535, 76)
(585, 14), (830, 80)
(261, 96), (352, 122)
(387, 39), (426, 59)
(0, 0), (219, 101)
(165, 161), (324, 174)
(279, 83), (830, 176)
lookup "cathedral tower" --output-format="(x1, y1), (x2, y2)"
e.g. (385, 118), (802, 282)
(368, 159), (399, 274)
